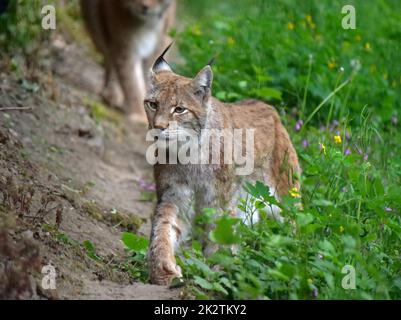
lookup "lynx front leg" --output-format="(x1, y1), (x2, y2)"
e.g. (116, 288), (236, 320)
(148, 201), (184, 285)
(114, 50), (147, 123)
(102, 60), (124, 110)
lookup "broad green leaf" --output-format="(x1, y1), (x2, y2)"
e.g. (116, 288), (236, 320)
(296, 213), (314, 226)
(122, 232), (149, 252)
(194, 275), (213, 290)
(209, 216), (241, 245)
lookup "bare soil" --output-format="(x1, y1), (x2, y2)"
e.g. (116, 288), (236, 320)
(0, 35), (180, 300)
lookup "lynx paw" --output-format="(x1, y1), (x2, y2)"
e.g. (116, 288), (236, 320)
(150, 257), (182, 286)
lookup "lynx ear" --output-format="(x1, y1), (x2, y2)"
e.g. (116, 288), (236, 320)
(192, 65), (213, 96)
(151, 42), (173, 74)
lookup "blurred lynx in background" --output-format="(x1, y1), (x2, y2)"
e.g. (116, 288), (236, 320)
(80, 0), (176, 123)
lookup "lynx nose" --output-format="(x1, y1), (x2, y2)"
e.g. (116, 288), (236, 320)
(153, 114), (170, 130)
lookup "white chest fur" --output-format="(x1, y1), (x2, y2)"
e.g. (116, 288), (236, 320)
(132, 21), (162, 59)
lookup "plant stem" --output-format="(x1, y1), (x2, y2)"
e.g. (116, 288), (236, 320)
(302, 78), (350, 129)
(301, 57), (313, 118)
(326, 71), (344, 129)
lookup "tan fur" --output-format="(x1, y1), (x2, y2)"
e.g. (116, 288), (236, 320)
(145, 61), (301, 285)
(80, 0), (176, 122)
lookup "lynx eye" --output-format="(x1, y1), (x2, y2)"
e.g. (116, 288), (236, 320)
(173, 107), (187, 114)
(145, 101), (158, 111)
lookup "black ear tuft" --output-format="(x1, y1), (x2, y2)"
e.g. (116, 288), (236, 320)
(152, 42), (174, 73)
(207, 57), (216, 67)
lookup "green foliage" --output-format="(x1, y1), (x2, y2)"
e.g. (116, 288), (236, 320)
(209, 215), (241, 245)
(0, 0), (43, 52)
(84, 98), (122, 125)
(177, 0), (401, 125)
(121, 232), (149, 281)
(83, 240), (102, 262)
(176, 0), (401, 299)
(121, 232), (149, 253)
(0, 0), (85, 52)
(180, 124), (401, 299)
(138, 190), (157, 202)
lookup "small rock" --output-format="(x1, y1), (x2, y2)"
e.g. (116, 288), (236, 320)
(21, 229), (34, 240)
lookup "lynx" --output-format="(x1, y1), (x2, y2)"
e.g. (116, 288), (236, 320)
(145, 46), (301, 285)
(80, 0), (176, 122)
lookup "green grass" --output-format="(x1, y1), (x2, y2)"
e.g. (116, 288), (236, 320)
(2, 0), (400, 300)
(0, 0), (43, 53)
(170, 0), (401, 299)
(176, 0), (401, 124)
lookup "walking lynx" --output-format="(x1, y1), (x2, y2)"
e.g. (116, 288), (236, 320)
(145, 46), (301, 285)
(80, 0), (176, 122)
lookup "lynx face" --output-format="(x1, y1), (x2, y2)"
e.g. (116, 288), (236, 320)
(144, 64), (213, 142)
(122, 0), (173, 19)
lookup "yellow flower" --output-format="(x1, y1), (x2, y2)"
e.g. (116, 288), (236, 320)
(227, 37), (235, 46)
(289, 187), (301, 198)
(307, 278), (313, 285)
(355, 34), (362, 42)
(339, 226), (345, 233)
(320, 143), (326, 155)
(328, 60), (336, 70)
(305, 15), (315, 29)
(334, 135), (342, 144)
(287, 22), (295, 30)
(364, 42), (372, 51)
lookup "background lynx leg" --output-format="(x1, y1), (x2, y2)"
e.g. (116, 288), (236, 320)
(102, 61), (124, 109)
(114, 53), (147, 121)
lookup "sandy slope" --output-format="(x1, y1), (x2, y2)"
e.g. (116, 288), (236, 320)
(0, 36), (180, 300)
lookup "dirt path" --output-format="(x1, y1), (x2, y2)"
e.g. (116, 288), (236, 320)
(0, 36), (180, 299)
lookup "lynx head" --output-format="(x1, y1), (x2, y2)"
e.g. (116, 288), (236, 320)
(122, 0), (173, 19)
(144, 44), (214, 141)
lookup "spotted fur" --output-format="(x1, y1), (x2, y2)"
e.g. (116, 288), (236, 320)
(145, 59), (301, 285)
